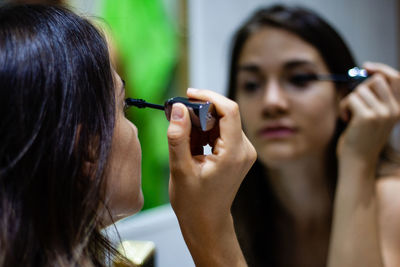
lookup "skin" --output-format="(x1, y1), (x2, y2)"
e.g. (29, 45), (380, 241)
(105, 72), (256, 266)
(236, 27), (339, 167)
(235, 26), (400, 267)
(105, 73), (144, 221)
(168, 88), (256, 266)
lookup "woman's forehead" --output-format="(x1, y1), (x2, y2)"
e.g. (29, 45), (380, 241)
(239, 27), (328, 72)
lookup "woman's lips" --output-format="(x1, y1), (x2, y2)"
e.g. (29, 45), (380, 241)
(258, 126), (297, 139)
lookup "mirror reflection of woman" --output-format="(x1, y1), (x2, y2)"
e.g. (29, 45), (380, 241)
(229, 5), (400, 267)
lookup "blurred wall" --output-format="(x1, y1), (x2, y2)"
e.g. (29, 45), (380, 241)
(188, 0), (399, 94)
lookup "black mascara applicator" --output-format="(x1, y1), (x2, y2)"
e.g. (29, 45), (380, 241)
(125, 97), (217, 132)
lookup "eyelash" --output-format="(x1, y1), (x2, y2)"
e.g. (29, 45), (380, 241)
(239, 73), (318, 94)
(242, 80), (261, 93)
(288, 74), (318, 87)
(121, 79), (129, 115)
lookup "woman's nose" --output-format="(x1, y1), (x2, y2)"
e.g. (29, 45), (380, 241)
(261, 80), (289, 116)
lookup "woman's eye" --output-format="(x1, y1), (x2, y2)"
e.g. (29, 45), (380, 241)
(123, 100), (130, 115)
(240, 80), (261, 93)
(288, 73), (318, 87)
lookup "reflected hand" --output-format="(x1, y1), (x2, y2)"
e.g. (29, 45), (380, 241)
(338, 62), (400, 162)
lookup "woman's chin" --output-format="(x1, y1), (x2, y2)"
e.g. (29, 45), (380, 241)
(259, 147), (303, 166)
(117, 191), (145, 220)
(102, 191), (145, 227)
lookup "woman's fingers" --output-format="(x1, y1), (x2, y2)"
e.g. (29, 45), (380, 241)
(367, 75), (391, 103)
(345, 92), (373, 119)
(357, 85), (384, 110)
(186, 88), (243, 143)
(363, 62), (400, 103)
(167, 103), (194, 177)
(364, 62), (400, 79)
(357, 84), (392, 120)
(186, 88), (256, 167)
(352, 64), (400, 121)
(364, 73), (398, 114)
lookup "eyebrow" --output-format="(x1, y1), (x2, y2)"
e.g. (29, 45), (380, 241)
(283, 60), (318, 71)
(237, 64), (261, 73)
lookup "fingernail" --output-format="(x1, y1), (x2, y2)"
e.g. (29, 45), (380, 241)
(171, 104), (184, 121)
(187, 88), (198, 94)
(363, 62), (372, 68)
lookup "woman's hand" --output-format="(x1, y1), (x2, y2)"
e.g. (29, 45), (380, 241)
(329, 63), (400, 267)
(167, 88), (256, 267)
(338, 62), (400, 163)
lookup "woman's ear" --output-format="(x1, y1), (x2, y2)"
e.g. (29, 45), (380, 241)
(82, 136), (100, 178)
(75, 124), (99, 176)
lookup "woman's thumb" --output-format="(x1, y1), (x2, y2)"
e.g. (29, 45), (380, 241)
(167, 103), (192, 172)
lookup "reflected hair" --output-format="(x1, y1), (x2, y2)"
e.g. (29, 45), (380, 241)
(0, 4), (121, 266)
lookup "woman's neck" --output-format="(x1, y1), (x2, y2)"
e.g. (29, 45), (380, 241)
(265, 155), (334, 225)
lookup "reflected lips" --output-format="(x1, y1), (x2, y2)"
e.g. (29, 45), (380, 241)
(258, 125), (296, 138)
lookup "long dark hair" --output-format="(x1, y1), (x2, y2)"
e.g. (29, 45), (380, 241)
(229, 4), (357, 266)
(0, 4), (120, 266)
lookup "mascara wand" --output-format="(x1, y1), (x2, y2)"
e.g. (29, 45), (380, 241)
(125, 97), (217, 132)
(125, 98), (165, 111)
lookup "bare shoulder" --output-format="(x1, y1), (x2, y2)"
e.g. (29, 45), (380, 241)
(377, 171), (400, 267)
(377, 173), (400, 217)
(377, 147), (400, 220)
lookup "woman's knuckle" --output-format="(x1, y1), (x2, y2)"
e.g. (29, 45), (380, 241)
(228, 101), (240, 115)
(364, 112), (375, 122)
(380, 108), (390, 118)
(249, 147), (257, 164)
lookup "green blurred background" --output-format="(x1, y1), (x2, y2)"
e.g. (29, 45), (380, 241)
(101, 0), (183, 210)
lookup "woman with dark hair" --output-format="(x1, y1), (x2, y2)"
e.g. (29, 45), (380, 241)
(0, 4), (256, 267)
(229, 4), (400, 267)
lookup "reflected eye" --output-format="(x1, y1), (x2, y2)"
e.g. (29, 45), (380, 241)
(239, 80), (261, 93)
(288, 74), (318, 88)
